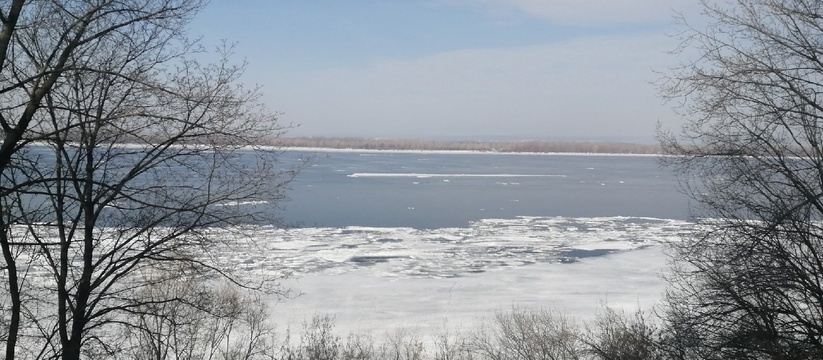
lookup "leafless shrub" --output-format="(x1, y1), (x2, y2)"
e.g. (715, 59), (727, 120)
(432, 325), (473, 360)
(376, 328), (426, 360)
(279, 314), (342, 360)
(340, 333), (377, 360)
(581, 307), (661, 360)
(470, 307), (583, 360)
(272, 306), (675, 360)
(122, 276), (279, 360)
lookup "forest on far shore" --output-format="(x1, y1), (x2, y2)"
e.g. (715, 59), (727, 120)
(272, 137), (661, 154)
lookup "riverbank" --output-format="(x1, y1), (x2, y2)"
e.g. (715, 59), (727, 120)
(272, 137), (661, 155)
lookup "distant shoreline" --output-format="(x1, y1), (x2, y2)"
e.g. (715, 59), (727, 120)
(280, 146), (662, 157)
(272, 136), (662, 156)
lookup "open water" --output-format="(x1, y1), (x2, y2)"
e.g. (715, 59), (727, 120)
(281, 150), (690, 229)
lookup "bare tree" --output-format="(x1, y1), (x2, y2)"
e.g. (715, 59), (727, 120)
(658, 0), (823, 357)
(123, 274), (279, 360)
(0, 1), (295, 359)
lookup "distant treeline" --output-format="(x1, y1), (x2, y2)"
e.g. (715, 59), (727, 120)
(271, 137), (662, 154)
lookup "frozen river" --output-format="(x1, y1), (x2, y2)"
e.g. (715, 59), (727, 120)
(257, 150), (693, 333)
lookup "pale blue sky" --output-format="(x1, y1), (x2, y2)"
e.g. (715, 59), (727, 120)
(189, 0), (699, 141)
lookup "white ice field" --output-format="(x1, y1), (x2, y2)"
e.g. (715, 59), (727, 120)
(220, 216), (692, 334)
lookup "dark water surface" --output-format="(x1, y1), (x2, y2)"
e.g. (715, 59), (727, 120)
(281, 150), (690, 229)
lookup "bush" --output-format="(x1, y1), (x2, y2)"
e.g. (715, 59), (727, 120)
(471, 307), (582, 360)
(273, 306), (666, 360)
(582, 307), (662, 360)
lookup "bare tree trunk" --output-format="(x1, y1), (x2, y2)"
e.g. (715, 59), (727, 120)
(62, 130), (98, 360)
(0, 229), (19, 360)
(0, 3), (30, 358)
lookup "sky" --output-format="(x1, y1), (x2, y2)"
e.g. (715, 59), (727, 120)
(188, 0), (701, 142)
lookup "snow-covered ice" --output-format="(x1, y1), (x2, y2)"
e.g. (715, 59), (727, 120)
(273, 244), (669, 334)
(213, 216), (691, 334)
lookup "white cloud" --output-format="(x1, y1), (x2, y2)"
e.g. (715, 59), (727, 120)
(447, 0), (698, 26)
(270, 32), (681, 140)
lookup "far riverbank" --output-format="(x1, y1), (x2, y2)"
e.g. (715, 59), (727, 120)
(272, 136), (661, 155)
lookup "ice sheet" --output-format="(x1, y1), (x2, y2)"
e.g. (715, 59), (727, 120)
(8, 215), (688, 336)
(222, 216), (688, 279)
(239, 216), (691, 334)
(271, 245), (670, 335)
